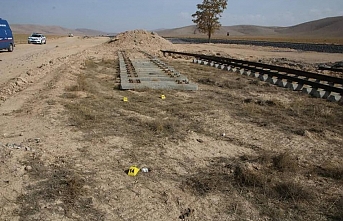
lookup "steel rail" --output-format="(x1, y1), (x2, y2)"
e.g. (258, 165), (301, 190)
(318, 66), (343, 72)
(161, 50), (343, 95)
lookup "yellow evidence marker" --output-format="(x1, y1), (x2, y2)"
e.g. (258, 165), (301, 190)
(123, 97), (128, 102)
(128, 166), (140, 176)
(160, 95), (166, 100)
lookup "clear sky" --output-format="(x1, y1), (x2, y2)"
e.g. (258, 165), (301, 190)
(1, 0), (342, 33)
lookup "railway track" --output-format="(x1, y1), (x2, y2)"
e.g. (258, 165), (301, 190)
(118, 50), (197, 90)
(161, 50), (343, 103)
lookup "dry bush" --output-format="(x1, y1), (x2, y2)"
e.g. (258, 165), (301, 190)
(338, 199), (343, 219)
(241, 102), (263, 117)
(65, 85), (79, 92)
(83, 59), (97, 69)
(315, 161), (343, 180)
(99, 58), (114, 68)
(61, 92), (78, 99)
(197, 74), (248, 89)
(257, 151), (274, 165)
(146, 119), (177, 135)
(234, 164), (267, 187)
(198, 78), (216, 86)
(76, 74), (89, 91)
(256, 99), (277, 107)
(46, 99), (57, 105)
(249, 79), (260, 85)
(273, 181), (312, 201)
(285, 98), (341, 129)
(218, 79), (247, 89)
(328, 197), (343, 220)
(65, 103), (97, 127)
(184, 176), (212, 196)
(182, 169), (234, 196)
(65, 75), (88, 92)
(272, 152), (298, 172)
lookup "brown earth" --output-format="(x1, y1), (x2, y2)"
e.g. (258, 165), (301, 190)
(1, 30), (343, 221)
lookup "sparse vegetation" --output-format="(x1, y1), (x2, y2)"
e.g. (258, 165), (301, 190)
(15, 154), (104, 221)
(234, 163), (267, 187)
(55, 55), (343, 220)
(272, 152), (298, 172)
(5, 36), (343, 220)
(315, 161), (343, 180)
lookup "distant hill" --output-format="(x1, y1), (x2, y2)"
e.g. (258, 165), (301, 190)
(11, 16), (343, 38)
(157, 16), (343, 38)
(277, 16), (343, 37)
(11, 24), (108, 36)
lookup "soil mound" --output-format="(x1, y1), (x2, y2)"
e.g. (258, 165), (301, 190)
(109, 29), (176, 53)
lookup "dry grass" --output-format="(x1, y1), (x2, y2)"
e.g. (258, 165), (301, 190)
(38, 54), (343, 220)
(274, 181), (311, 201)
(272, 152), (298, 172)
(83, 59), (98, 69)
(315, 161), (343, 180)
(328, 197), (343, 220)
(65, 74), (89, 92)
(181, 152), (317, 220)
(228, 152), (315, 219)
(173, 58), (343, 136)
(234, 163), (268, 187)
(166, 57), (343, 220)
(15, 154), (104, 221)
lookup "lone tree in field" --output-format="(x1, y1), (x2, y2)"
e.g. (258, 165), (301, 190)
(192, 0), (228, 43)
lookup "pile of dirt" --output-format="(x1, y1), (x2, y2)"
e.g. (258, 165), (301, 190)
(108, 29), (177, 54)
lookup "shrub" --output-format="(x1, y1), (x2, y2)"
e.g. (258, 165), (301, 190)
(273, 152), (298, 172)
(274, 181), (311, 201)
(234, 164), (267, 187)
(316, 162), (343, 180)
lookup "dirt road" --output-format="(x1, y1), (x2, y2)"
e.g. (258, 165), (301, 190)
(0, 37), (108, 114)
(0, 36), (108, 85)
(1, 34), (343, 221)
(0, 36), (109, 220)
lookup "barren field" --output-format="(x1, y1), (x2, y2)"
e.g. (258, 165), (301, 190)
(1, 32), (343, 221)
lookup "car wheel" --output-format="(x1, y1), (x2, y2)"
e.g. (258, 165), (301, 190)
(28, 41), (31, 44)
(8, 44), (13, 52)
(44, 40), (46, 44)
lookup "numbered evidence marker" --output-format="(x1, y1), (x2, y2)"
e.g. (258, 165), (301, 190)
(127, 166), (140, 176)
(123, 97), (128, 102)
(160, 95), (166, 100)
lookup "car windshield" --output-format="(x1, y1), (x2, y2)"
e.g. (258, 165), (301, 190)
(31, 34), (42, 37)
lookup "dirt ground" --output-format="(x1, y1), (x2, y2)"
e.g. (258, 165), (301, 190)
(1, 34), (343, 221)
